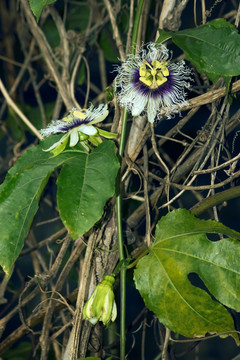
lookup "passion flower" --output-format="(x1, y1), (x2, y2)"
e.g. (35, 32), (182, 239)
(115, 42), (192, 122)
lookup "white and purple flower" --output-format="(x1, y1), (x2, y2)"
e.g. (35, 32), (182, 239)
(115, 42), (192, 123)
(40, 104), (117, 156)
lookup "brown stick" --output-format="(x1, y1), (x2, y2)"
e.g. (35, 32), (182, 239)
(20, 0), (74, 110)
(0, 287), (78, 355)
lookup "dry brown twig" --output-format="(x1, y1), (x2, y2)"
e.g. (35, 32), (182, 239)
(143, 145), (151, 247)
(103, 0), (125, 61)
(39, 239), (84, 359)
(20, 0), (75, 110)
(0, 79), (43, 139)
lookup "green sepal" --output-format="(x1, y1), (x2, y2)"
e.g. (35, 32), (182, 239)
(51, 136), (69, 157)
(79, 133), (89, 141)
(98, 128), (118, 139)
(89, 134), (102, 146)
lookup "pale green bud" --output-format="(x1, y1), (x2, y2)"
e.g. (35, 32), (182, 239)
(79, 133), (89, 141)
(83, 275), (117, 326)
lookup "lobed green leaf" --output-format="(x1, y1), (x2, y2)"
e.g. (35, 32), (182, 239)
(134, 209), (240, 342)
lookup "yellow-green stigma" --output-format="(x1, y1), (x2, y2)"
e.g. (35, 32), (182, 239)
(139, 59), (169, 89)
(63, 109), (87, 122)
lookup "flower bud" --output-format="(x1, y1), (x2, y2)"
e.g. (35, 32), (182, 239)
(83, 275), (117, 326)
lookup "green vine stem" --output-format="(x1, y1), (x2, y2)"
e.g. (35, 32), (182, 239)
(115, 1), (145, 359)
(190, 185), (240, 216)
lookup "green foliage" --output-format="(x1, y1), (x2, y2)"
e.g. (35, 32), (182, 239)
(156, 29), (171, 44)
(42, 17), (60, 49)
(25, 103), (56, 130)
(158, 19), (240, 82)
(0, 136), (84, 276)
(134, 209), (240, 343)
(76, 357), (112, 360)
(66, 3), (90, 33)
(0, 139), (119, 276)
(57, 141), (119, 240)
(99, 28), (119, 63)
(29, 0), (56, 22)
(78, 62), (86, 86)
(4, 110), (24, 142)
(76, 358), (101, 360)
(2, 341), (32, 360)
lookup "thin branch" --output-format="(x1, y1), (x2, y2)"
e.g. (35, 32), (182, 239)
(40, 238), (84, 359)
(190, 185), (240, 216)
(83, 56), (91, 108)
(20, 0), (74, 109)
(194, 152), (240, 174)
(0, 79), (43, 140)
(151, 123), (170, 207)
(126, 0), (135, 54)
(162, 328), (171, 360)
(171, 170), (240, 191)
(103, 0), (125, 61)
(66, 234), (96, 360)
(235, 2), (240, 27)
(183, 79), (240, 111)
(0, 287), (79, 355)
(70, 52), (83, 109)
(143, 145), (151, 247)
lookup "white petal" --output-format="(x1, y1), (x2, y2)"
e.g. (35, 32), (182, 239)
(132, 94), (148, 117)
(117, 85), (135, 109)
(87, 104), (109, 125)
(89, 317), (98, 325)
(90, 109), (108, 124)
(79, 125), (97, 135)
(111, 301), (117, 322)
(84, 290), (97, 318)
(69, 129), (79, 147)
(147, 97), (161, 123)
